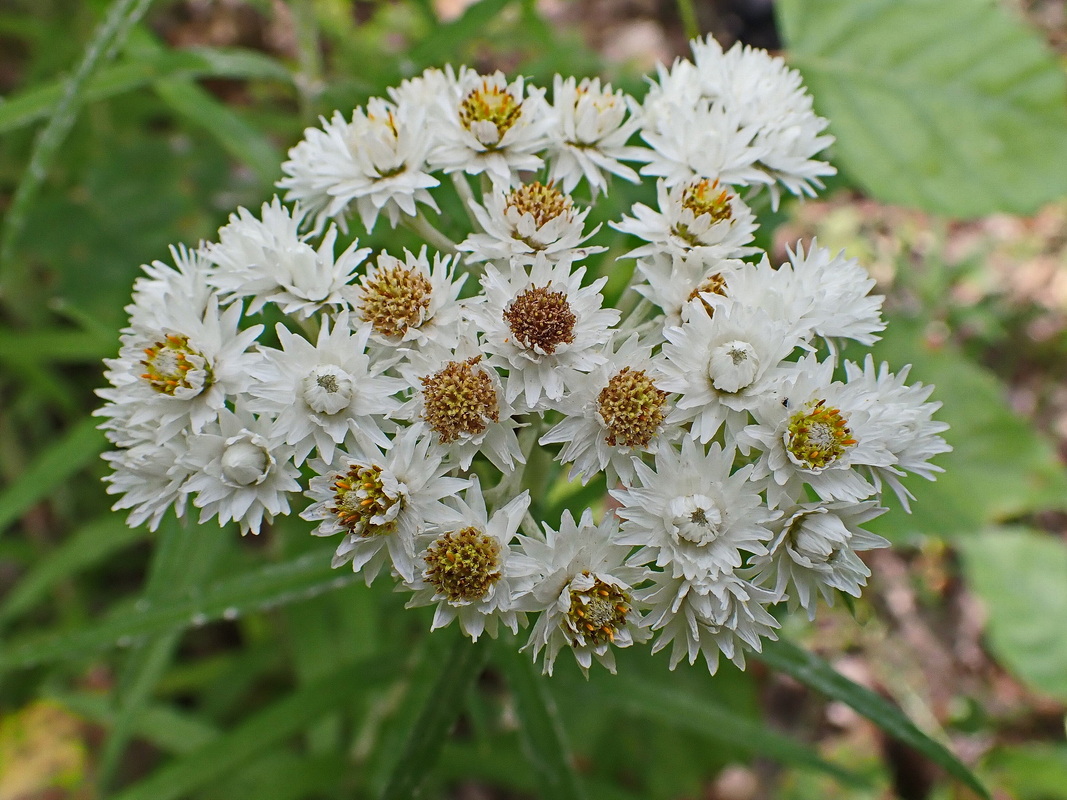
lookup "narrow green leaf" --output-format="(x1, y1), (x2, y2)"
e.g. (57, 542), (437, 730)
(758, 637), (990, 798)
(494, 642), (588, 800)
(109, 655), (399, 800)
(408, 0), (512, 68)
(778, 0), (1067, 217)
(585, 674), (867, 787)
(0, 417), (107, 537)
(0, 517), (146, 624)
(0, 330), (115, 364)
(958, 527), (1067, 701)
(0, 0), (156, 291)
(0, 548), (354, 671)
(380, 633), (489, 800)
(0, 47), (292, 134)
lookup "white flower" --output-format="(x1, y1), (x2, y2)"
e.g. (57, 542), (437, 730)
(396, 335), (526, 473)
(428, 68), (552, 188)
(690, 36), (836, 206)
(405, 479), (535, 641)
(127, 244), (215, 331)
(518, 509), (651, 675)
(750, 499), (888, 619)
(277, 97), (440, 234)
(739, 354), (896, 508)
(640, 573), (779, 673)
(539, 333), (677, 486)
(612, 177), (758, 261)
(247, 315), (404, 465)
(659, 300), (801, 442)
(301, 428), (469, 584)
(545, 74), (645, 196)
(470, 255), (619, 411)
(612, 438), (776, 582)
(346, 247), (468, 355)
(102, 436), (192, 531)
(842, 355), (952, 508)
(95, 296), (262, 445)
(204, 198), (370, 319)
(631, 251), (747, 333)
(180, 406), (302, 536)
(458, 181), (604, 265)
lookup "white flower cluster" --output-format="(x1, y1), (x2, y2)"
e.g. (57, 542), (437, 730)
(97, 37), (950, 676)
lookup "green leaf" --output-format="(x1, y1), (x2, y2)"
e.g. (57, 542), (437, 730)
(758, 637), (990, 798)
(778, 0), (1067, 217)
(0, 417), (107, 538)
(958, 527), (1067, 701)
(109, 655), (399, 800)
(494, 642), (589, 800)
(585, 674), (868, 788)
(984, 744), (1067, 800)
(862, 317), (1067, 539)
(0, 48), (292, 134)
(0, 0), (156, 293)
(0, 548), (354, 671)
(0, 330), (115, 364)
(0, 517), (146, 625)
(379, 632), (489, 800)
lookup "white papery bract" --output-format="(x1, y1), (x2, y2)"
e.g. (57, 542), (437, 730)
(428, 68), (552, 188)
(180, 406), (301, 536)
(539, 333), (676, 486)
(470, 255), (618, 411)
(96, 296), (262, 445)
(660, 300), (802, 443)
(278, 98), (440, 234)
(347, 247), (467, 355)
(99, 36), (950, 680)
(247, 315), (403, 466)
(613, 438), (776, 582)
(519, 509), (651, 675)
(458, 181), (604, 265)
(205, 198), (370, 319)
(301, 428), (469, 584)
(397, 334), (526, 472)
(750, 499), (889, 619)
(545, 75), (644, 196)
(640, 573), (780, 673)
(612, 177), (758, 261)
(405, 479), (535, 641)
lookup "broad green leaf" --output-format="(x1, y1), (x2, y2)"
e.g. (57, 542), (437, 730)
(758, 637), (990, 799)
(0, 48), (292, 134)
(0, 517), (146, 625)
(379, 633), (489, 800)
(984, 744), (1067, 800)
(0, 548), (355, 671)
(109, 656), (399, 800)
(862, 317), (1067, 539)
(0, 0), (156, 294)
(778, 0), (1067, 217)
(0, 417), (107, 538)
(958, 527), (1067, 701)
(494, 642), (589, 800)
(585, 674), (868, 788)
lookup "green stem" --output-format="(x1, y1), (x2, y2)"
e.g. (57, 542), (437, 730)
(675, 0), (701, 41)
(401, 213), (459, 254)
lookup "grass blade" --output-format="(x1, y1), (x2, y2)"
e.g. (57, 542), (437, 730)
(0, 417), (106, 538)
(109, 655), (400, 800)
(0, 548), (354, 671)
(0, 0), (155, 296)
(379, 632), (489, 800)
(757, 637), (990, 798)
(494, 642), (588, 800)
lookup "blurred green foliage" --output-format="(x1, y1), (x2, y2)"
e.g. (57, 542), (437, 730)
(1, 0), (1066, 798)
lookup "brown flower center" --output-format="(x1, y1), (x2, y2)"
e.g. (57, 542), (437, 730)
(140, 334), (212, 396)
(459, 82), (523, 143)
(423, 526), (501, 602)
(784, 399), (857, 470)
(329, 464), (400, 537)
(564, 573), (631, 646)
(359, 265), (432, 338)
(506, 182), (571, 227)
(597, 367), (668, 448)
(680, 178), (733, 223)
(503, 285), (576, 355)
(420, 356), (500, 443)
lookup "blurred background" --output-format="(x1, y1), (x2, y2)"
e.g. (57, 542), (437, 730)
(0, 1), (1066, 798)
